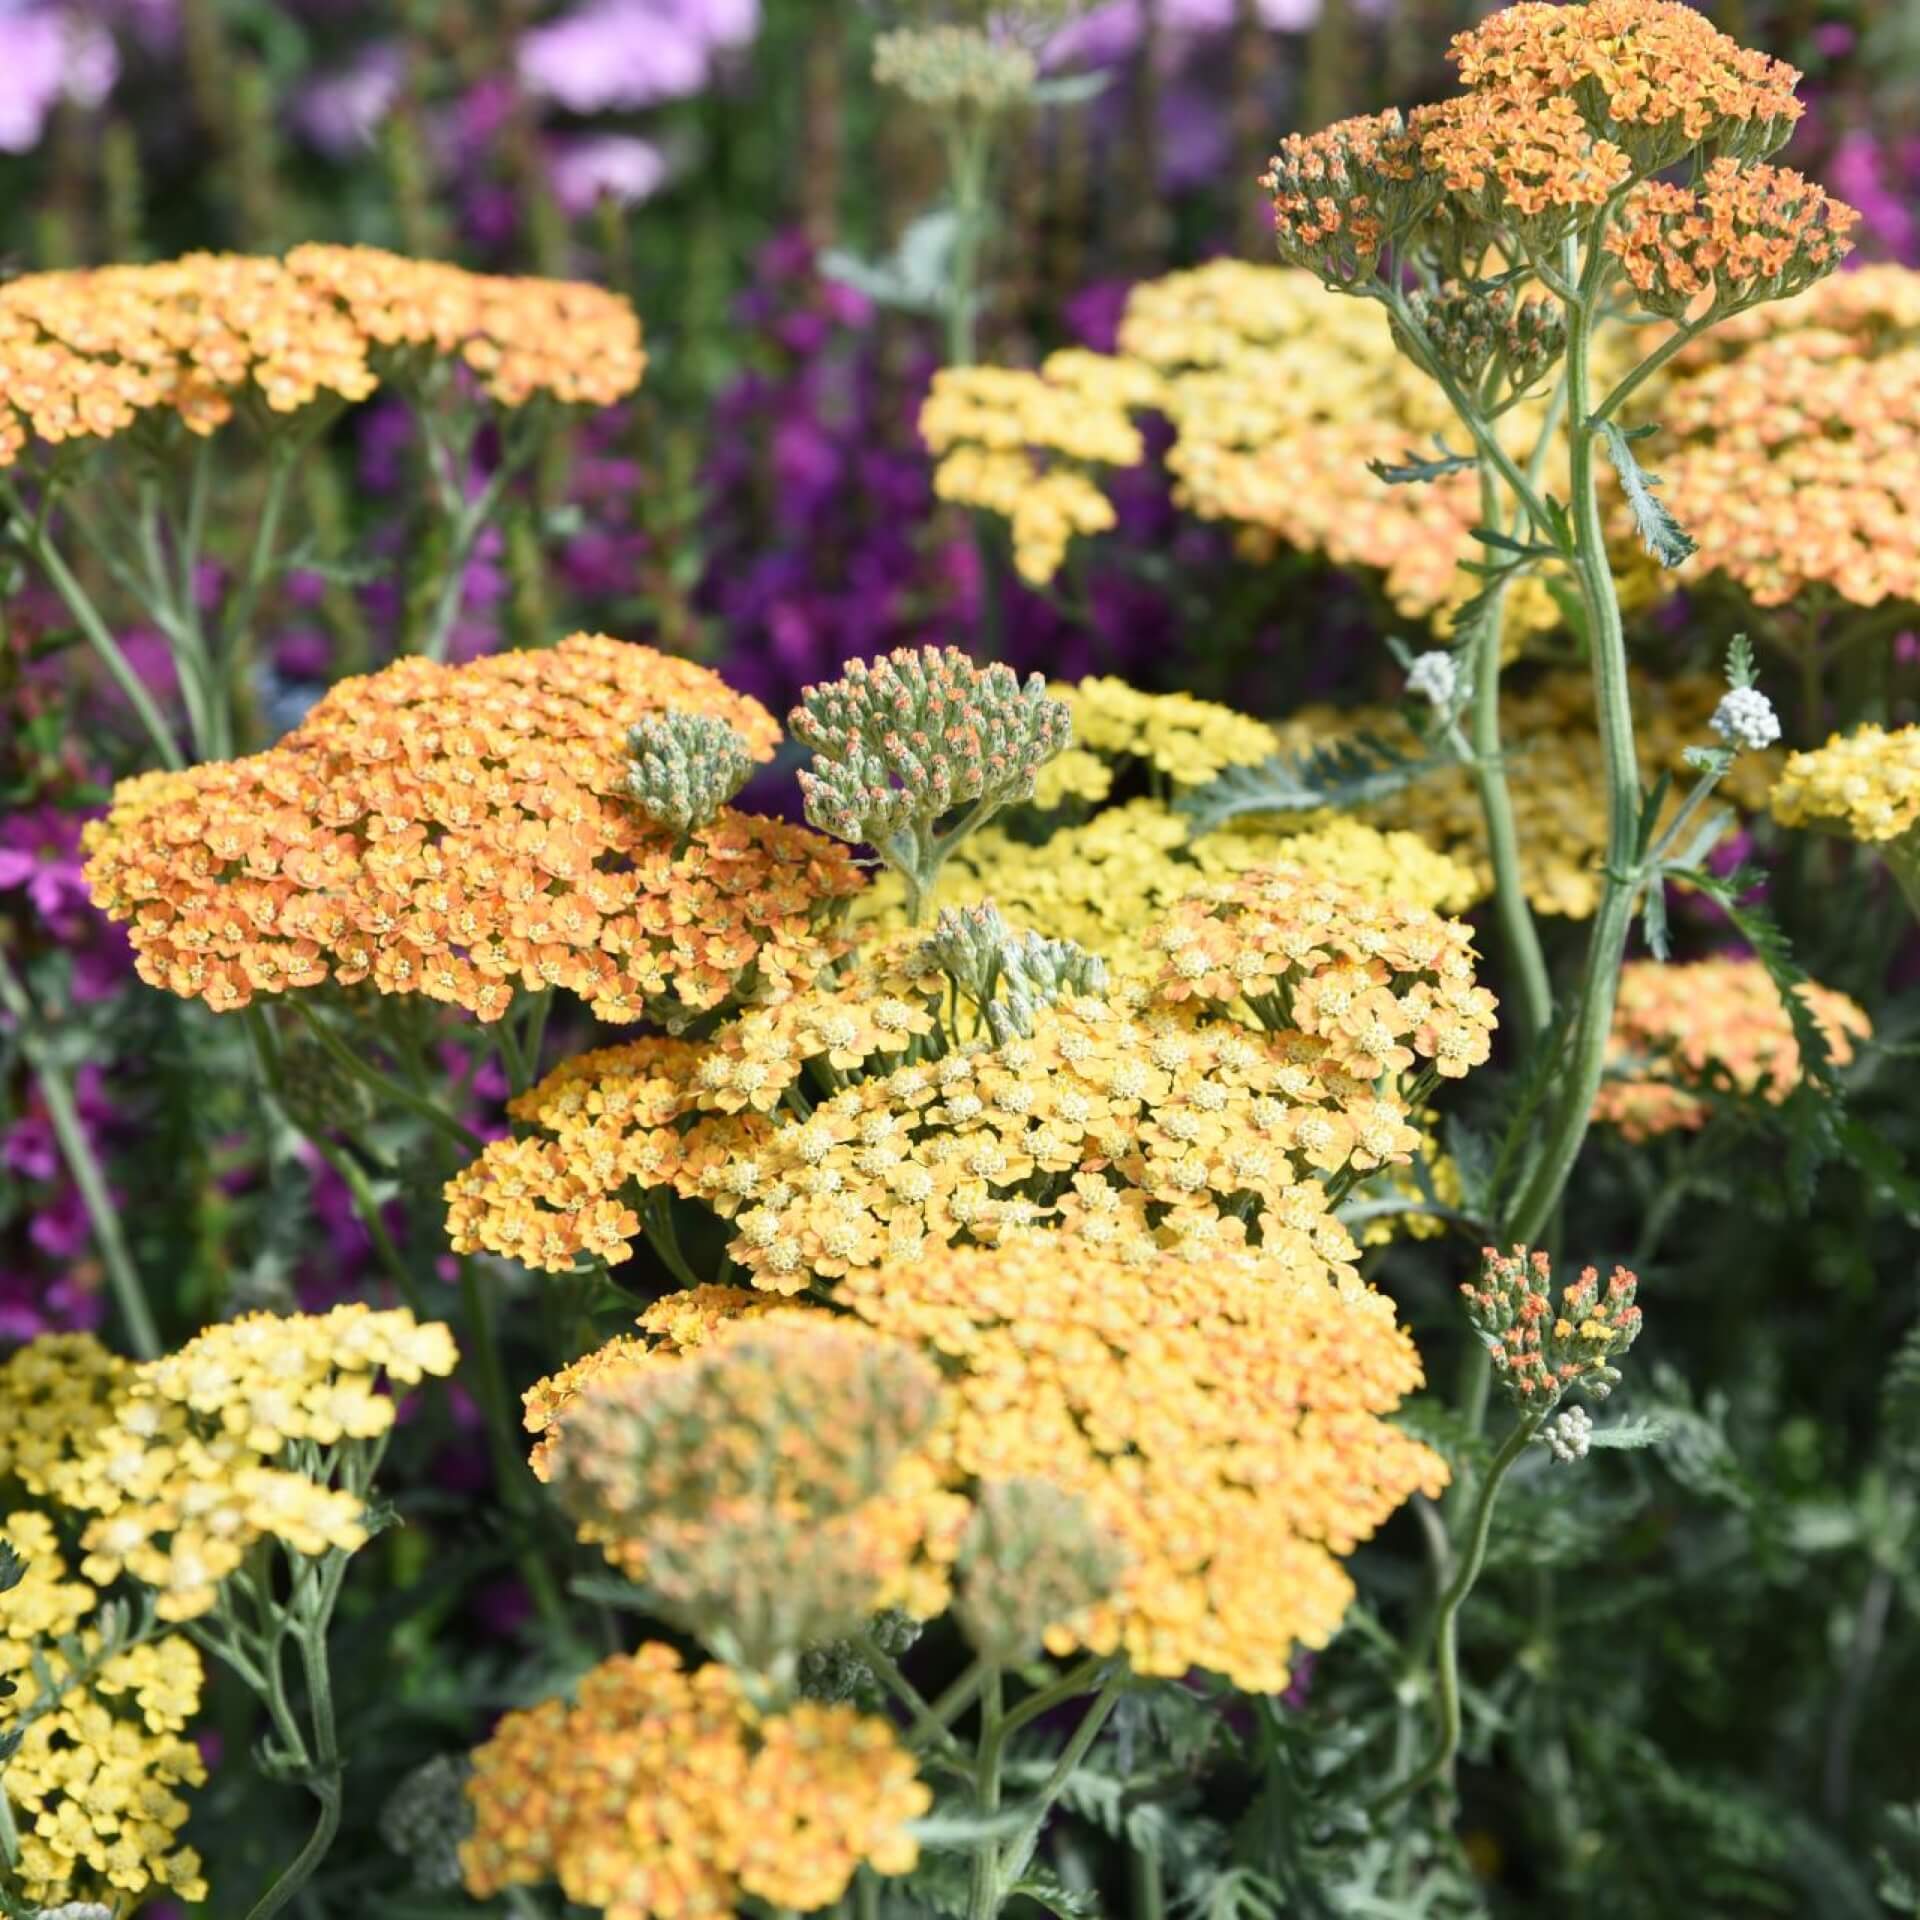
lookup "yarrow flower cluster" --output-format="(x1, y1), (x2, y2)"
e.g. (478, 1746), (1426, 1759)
(1771, 723), (1920, 844)
(83, 635), (860, 1023)
(1651, 268), (1920, 609)
(1592, 957), (1870, 1141)
(624, 711), (755, 838)
(461, 1642), (929, 1918)
(531, 1244), (1444, 1695)
(1461, 1245), (1644, 1409)
(0, 1511), (208, 1911)
(0, 243), (645, 465)
(0, 1308), (456, 1623)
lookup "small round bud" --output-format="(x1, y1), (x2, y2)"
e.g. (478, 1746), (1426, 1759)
(1710, 686), (1781, 753)
(1537, 1403), (1594, 1464)
(1406, 650), (1462, 710)
(626, 711), (754, 836)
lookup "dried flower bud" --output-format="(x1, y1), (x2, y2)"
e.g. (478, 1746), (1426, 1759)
(1536, 1404), (1594, 1464)
(792, 647), (1072, 919)
(626, 711), (755, 836)
(872, 25), (1036, 112)
(955, 1477), (1130, 1665)
(1710, 687), (1781, 753)
(1461, 1245), (1643, 1409)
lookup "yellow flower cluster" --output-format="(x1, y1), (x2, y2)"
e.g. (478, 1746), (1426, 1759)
(1650, 266), (1920, 608)
(0, 244), (644, 465)
(1147, 866), (1497, 1078)
(1593, 957), (1869, 1140)
(840, 1242), (1447, 1690)
(923, 259), (1600, 635)
(1771, 723), (1920, 843)
(533, 1238), (1445, 1694)
(920, 354), (1158, 583)
(461, 1642), (928, 1918)
(2, 1309), (456, 1623)
(863, 797), (1479, 973)
(1274, 671), (1778, 917)
(84, 634), (861, 1023)
(0, 1512), (209, 1912)
(1049, 674), (1281, 790)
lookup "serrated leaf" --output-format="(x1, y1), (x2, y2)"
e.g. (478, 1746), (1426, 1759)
(1726, 632), (1757, 690)
(1177, 732), (1446, 836)
(1601, 420), (1698, 567)
(1881, 1320), (1920, 1470)
(908, 1803), (1036, 1850)
(1586, 1416), (1670, 1450)
(1007, 1873), (1101, 1918)
(1367, 438), (1477, 486)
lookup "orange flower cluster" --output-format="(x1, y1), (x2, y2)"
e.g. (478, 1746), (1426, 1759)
(1146, 867), (1498, 1079)
(1415, 89), (1632, 225)
(462, 1642), (928, 1919)
(1263, 109), (1428, 285)
(0, 245), (644, 465)
(1650, 272), (1920, 608)
(839, 1242), (1448, 1690)
(1447, 0), (1802, 166)
(84, 635), (861, 1023)
(1592, 957), (1870, 1140)
(1607, 159), (1857, 321)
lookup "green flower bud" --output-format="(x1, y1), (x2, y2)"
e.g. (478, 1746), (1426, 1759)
(626, 711), (754, 837)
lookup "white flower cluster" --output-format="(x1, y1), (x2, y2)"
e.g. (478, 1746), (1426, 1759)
(1539, 1404), (1594, 1465)
(1710, 686), (1781, 753)
(1406, 650), (1462, 710)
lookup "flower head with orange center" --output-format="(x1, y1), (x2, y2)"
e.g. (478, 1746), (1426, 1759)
(83, 634), (861, 1024)
(1592, 956), (1869, 1141)
(461, 1643), (929, 1920)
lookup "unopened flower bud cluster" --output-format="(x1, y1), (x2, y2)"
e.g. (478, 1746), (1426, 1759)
(1537, 1404), (1595, 1464)
(920, 902), (1108, 1040)
(872, 25), (1036, 112)
(626, 711), (755, 835)
(791, 646), (1072, 849)
(1399, 282), (1565, 392)
(956, 1477), (1130, 1664)
(1461, 1244), (1643, 1409)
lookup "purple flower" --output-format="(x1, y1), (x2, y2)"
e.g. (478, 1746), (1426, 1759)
(0, 804), (93, 929)
(293, 41), (405, 157)
(519, 1), (710, 113)
(546, 131), (670, 215)
(0, 6), (116, 154)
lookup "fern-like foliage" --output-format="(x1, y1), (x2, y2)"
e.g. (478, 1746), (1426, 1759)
(1601, 422), (1698, 568)
(1177, 732), (1446, 837)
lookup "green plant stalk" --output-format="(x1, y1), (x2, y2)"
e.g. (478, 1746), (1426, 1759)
(1, 475), (185, 770)
(1368, 1407), (1543, 1816)
(0, 948), (162, 1358)
(1470, 461), (1555, 1039)
(992, 1667), (1130, 1897)
(419, 413), (544, 664)
(289, 1002), (485, 1153)
(968, 1667), (1005, 1920)
(1506, 228), (1645, 1246)
(943, 118), (992, 367)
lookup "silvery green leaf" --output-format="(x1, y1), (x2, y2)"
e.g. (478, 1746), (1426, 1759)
(821, 210), (957, 314)
(1030, 71), (1110, 106)
(1601, 420), (1698, 567)
(1367, 437), (1477, 485)
(1726, 632), (1758, 690)
(1586, 1417), (1670, 1450)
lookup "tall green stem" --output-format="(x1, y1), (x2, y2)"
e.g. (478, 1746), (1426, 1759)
(0, 949), (162, 1358)
(2, 477), (185, 770)
(1469, 462), (1555, 1040)
(968, 1668), (1005, 1920)
(1507, 234), (1644, 1245)
(1368, 1410), (1543, 1815)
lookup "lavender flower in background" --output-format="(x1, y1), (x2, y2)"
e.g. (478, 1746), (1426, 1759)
(0, 3), (117, 152)
(292, 39), (404, 157)
(518, 0), (759, 114)
(546, 130), (670, 214)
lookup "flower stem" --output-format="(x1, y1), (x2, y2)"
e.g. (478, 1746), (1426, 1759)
(1367, 1409), (1542, 1817)
(0, 948), (161, 1358)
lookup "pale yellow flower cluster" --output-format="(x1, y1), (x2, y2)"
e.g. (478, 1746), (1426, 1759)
(920, 354), (1158, 582)
(1051, 674), (1281, 790)
(1771, 723), (1920, 844)
(462, 1641), (928, 1918)
(1275, 671), (1778, 917)
(0, 1512), (209, 1912)
(1, 1308), (456, 1624)
(863, 797), (1478, 975)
